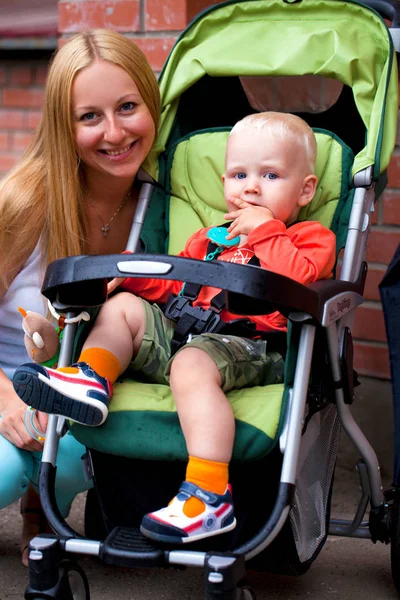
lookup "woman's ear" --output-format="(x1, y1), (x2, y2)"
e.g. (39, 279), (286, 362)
(221, 174), (226, 183)
(298, 174), (318, 207)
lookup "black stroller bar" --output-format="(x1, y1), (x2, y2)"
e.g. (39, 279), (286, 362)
(41, 253), (365, 326)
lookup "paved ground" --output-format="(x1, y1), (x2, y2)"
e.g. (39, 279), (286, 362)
(0, 376), (398, 600)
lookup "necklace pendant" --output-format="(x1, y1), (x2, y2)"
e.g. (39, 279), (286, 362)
(101, 224), (110, 237)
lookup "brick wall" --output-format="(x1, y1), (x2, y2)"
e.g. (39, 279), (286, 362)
(0, 59), (47, 174)
(58, 0), (185, 72)
(0, 0), (398, 379)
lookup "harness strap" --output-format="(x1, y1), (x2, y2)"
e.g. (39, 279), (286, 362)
(165, 222), (268, 355)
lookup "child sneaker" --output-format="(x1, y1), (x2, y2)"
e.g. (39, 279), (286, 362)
(13, 362), (112, 426)
(140, 481), (236, 544)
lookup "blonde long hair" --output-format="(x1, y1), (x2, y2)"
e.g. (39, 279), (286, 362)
(0, 29), (160, 292)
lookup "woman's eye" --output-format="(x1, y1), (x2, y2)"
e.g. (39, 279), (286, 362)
(235, 173), (246, 180)
(265, 173), (277, 180)
(120, 102), (136, 112)
(81, 112), (97, 122)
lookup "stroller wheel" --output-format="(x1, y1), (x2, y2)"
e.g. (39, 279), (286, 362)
(54, 560), (91, 600)
(239, 586), (256, 600)
(390, 490), (400, 592)
(65, 562), (90, 600)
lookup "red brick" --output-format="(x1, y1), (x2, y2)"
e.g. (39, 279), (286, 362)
(397, 110), (400, 146)
(0, 154), (18, 174)
(35, 65), (49, 85)
(383, 189), (400, 225)
(0, 109), (25, 129)
(0, 66), (8, 85)
(10, 66), (33, 85)
(134, 37), (176, 72)
(11, 132), (33, 152)
(0, 133), (9, 152)
(2, 88), (45, 109)
(59, 1), (140, 33)
(353, 304), (386, 342)
(354, 341), (390, 379)
(146, 0), (187, 31)
(367, 229), (400, 264)
(388, 152), (400, 187)
(370, 201), (378, 225)
(364, 266), (387, 301)
(25, 111), (42, 130)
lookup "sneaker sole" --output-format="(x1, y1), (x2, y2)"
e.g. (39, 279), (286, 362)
(13, 367), (107, 426)
(140, 517), (237, 545)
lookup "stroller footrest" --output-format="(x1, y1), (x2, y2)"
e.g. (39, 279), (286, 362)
(100, 526), (167, 567)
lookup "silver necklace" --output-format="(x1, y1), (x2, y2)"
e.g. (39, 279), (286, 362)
(90, 192), (130, 238)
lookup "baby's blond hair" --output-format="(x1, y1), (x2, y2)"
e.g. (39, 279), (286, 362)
(230, 112), (317, 173)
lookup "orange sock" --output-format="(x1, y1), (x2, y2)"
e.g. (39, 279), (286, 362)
(182, 455), (229, 518)
(58, 348), (121, 384)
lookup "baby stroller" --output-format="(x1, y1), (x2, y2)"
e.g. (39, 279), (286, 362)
(24, 0), (400, 598)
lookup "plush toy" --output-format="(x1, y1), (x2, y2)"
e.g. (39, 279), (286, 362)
(18, 307), (63, 366)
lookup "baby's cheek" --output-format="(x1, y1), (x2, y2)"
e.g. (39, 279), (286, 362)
(225, 200), (236, 213)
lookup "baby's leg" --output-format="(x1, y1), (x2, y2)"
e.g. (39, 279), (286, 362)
(170, 347), (234, 463)
(140, 334), (284, 544)
(81, 292), (147, 373)
(13, 293), (147, 426)
(140, 344), (236, 544)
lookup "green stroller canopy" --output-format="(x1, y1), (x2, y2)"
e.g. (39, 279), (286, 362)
(144, 0), (398, 182)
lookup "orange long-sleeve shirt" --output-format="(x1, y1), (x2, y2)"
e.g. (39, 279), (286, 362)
(121, 219), (336, 332)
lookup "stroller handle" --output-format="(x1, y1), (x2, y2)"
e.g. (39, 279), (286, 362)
(361, 0), (400, 28)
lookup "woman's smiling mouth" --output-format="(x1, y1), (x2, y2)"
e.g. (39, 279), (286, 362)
(99, 141), (136, 159)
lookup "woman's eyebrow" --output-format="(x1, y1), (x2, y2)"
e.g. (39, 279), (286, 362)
(74, 93), (140, 112)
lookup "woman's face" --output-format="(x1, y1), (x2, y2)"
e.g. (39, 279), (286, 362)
(71, 59), (156, 182)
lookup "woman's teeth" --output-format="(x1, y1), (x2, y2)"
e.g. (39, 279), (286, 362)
(104, 144), (133, 156)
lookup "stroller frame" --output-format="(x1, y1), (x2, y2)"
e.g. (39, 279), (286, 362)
(25, 169), (390, 600)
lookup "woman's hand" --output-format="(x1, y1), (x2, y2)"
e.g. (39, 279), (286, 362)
(0, 374), (47, 452)
(107, 277), (126, 295)
(107, 249), (133, 295)
(224, 196), (274, 239)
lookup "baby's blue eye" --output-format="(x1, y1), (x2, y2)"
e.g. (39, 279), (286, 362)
(265, 173), (277, 180)
(235, 173), (246, 180)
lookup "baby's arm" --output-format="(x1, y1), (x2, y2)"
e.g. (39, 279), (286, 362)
(248, 220), (336, 285)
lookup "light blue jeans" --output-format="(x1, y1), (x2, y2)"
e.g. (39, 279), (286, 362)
(0, 430), (92, 516)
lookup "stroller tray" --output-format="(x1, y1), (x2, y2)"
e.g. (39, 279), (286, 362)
(99, 526), (167, 568)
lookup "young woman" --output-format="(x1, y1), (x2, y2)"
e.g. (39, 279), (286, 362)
(0, 28), (160, 564)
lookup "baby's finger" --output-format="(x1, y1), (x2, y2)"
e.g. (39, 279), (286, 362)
(226, 224), (241, 239)
(228, 196), (250, 209)
(227, 196), (243, 205)
(225, 210), (241, 220)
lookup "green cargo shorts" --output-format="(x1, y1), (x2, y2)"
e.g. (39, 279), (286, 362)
(129, 299), (284, 391)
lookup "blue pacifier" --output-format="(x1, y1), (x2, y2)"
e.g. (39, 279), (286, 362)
(206, 226), (240, 248)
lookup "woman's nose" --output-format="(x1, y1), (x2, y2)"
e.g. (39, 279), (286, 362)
(103, 116), (125, 144)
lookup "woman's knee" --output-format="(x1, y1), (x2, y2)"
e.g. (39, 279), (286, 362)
(54, 434), (92, 494)
(0, 436), (32, 509)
